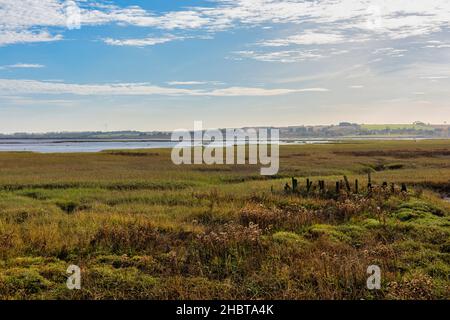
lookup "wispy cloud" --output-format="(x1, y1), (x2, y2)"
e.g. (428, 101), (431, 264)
(207, 86), (329, 97)
(103, 35), (184, 47)
(372, 47), (408, 58)
(420, 76), (449, 80)
(167, 81), (211, 86)
(1, 63), (45, 69)
(234, 49), (324, 63)
(422, 40), (450, 49)
(0, 29), (62, 46)
(1, 0), (450, 46)
(0, 79), (328, 97)
(234, 47), (348, 63)
(259, 31), (347, 47)
(0, 95), (75, 106)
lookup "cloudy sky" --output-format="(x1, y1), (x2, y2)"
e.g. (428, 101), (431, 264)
(0, 0), (449, 132)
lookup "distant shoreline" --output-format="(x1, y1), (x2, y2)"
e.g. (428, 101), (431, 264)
(0, 136), (447, 143)
(0, 137), (448, 154)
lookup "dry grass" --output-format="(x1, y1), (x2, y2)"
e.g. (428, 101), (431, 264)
(0, 140), (449, 299)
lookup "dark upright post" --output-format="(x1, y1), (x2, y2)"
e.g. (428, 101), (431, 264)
(319, 180), (325, 192)
(401, 183), (407, 193)
(367, 172), (372, 190)
(306, 178), (311, 192)
(343, 176), (351, 192)
(292, 177), (298, 192)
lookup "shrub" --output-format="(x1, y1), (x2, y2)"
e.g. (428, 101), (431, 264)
(239, 203), (315, 231)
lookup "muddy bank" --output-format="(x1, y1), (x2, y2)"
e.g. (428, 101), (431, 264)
(416, 182), (450, 193)
(412, 182), (450, 202)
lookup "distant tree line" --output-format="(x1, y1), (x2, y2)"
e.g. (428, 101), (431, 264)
(1, 123), (448, 139)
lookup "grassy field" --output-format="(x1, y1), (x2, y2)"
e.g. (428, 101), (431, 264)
(360, 124), (434, 131)
(0, 140), (449, 299)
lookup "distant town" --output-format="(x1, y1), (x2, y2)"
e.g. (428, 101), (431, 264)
(1, 122), (449, 140)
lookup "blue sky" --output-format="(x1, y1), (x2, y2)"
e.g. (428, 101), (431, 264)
(0, 0), (449, 132)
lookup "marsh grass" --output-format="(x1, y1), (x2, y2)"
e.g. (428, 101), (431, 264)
(0, 140), (449, 299)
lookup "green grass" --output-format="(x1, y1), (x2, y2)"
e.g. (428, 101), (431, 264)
(0, 140), (449, 299)
(360, 124), (434, 131)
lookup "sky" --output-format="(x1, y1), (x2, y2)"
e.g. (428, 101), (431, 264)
(0, 0), (449, 133)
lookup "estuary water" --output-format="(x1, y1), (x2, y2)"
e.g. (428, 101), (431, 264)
(0, 139), (180, 153)
(0, 139), (335, 153)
